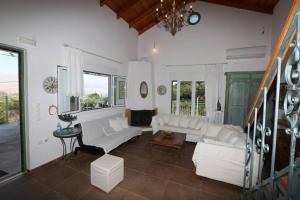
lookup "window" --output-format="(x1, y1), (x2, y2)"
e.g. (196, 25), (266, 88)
(171, 80), (206, 116)
(80, 71), (111, 111)
(57, 66), (127, 113)
(113, 76), (126, 106)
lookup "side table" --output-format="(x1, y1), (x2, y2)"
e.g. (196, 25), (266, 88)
(53, 127), (82, 159)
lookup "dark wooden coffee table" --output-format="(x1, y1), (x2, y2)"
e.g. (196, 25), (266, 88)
(150, 131), (186, 156)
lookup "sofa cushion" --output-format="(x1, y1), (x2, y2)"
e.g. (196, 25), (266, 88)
(195, 121), (204, 130)
(168, 115), (180, 126)
(179, 116), (190, 128)
(233, 137), (246, 148)
(81, 119), (104, 142)
(188, 118), (199, 129)
(161, 114), (170, 124)
(109, 119), (123, 132)
(216, 127), (234, 142)
(89, 127), (141, 153)
(205, 124), (223, 137)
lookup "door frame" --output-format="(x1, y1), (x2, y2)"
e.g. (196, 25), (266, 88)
(0, 43), (27, 173)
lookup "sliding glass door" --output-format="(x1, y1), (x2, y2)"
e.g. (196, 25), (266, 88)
(0, 45), (24, 181)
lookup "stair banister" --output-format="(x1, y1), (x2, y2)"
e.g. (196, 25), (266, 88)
(245, 0), (300, 128)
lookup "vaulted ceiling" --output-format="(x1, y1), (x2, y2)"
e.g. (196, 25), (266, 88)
(99, 0), (279, 35)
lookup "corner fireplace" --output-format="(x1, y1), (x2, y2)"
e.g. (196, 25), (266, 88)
(125, 109), (157, 127)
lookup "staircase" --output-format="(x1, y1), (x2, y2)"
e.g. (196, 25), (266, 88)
(242, 0), (300, 199)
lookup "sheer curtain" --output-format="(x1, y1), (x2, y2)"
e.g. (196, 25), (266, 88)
(64, 47), (83, 97)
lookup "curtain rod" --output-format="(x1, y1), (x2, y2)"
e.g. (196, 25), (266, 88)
(166, 62), (228, 67)
(64, 43), (123, 65)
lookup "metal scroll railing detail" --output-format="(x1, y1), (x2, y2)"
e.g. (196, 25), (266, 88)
(243, 13), (300, 200)
(284, 29), (300, 199)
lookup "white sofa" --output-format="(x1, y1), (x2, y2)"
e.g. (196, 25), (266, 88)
(192, 125), (259, 187)
(151, 114), (210, 142)
(151, 113), (259, 187)
(81, 115), (142, 153)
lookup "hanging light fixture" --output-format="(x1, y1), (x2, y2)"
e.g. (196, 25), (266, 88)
(155, 0), (201, 36)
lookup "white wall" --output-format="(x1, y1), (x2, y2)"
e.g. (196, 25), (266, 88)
(138, 1), (272, 117)
(0, 0), (138, 169)
(272, 0), (294, 50)
(126, 61), (154, 110)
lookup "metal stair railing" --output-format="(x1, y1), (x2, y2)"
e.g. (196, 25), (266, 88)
(242, 1), (300, 199)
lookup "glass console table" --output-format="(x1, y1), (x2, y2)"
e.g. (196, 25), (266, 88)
(53, 127), (81, 159)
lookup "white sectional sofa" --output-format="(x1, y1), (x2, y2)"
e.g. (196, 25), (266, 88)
(151, 114), (210, 142)
(151, 113), (259, 187)
(80, 114), (142, 153)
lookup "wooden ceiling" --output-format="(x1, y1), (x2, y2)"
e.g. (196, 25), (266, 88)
(99, 0), (279, 35)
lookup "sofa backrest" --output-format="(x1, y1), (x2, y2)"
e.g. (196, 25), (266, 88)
(80, 113), (122, 143)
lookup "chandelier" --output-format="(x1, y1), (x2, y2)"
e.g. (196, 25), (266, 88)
(155, 0), (200, 36)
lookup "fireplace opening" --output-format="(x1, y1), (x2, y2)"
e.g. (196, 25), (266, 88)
(126, 109), (156, 127)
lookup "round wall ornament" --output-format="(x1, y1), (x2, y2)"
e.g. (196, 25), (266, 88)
(43, 76), (58, 94)
(157, 85), (167, 95)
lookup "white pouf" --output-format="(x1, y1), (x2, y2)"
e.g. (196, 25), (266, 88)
(91, 154), (124, 193)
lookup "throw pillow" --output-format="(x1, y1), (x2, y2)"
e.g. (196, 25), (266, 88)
(157, 116), (165, 126)
(168, 115), (180, 126)
(188, 118), (198, 129)
(109, 119), (123, 132)
(179, 116), (190, 128)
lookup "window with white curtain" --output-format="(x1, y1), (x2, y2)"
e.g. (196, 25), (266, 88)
(57, 66), (126, 113)
(171, 80), (206, 116)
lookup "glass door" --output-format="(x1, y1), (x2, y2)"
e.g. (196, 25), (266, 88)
(0, 46), (24, 181)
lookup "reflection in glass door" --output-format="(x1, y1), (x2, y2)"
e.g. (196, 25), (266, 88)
(0, 46), (24, 181)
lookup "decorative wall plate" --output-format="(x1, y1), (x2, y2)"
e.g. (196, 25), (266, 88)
(43, 76), (58, 94)
(157, 85), (167, 95)
(48, 105), (57, 115)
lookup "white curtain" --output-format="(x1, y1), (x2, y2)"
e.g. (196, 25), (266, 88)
(64, 47), (83, 97)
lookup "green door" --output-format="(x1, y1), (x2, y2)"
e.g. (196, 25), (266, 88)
(224, 72), (264, 127)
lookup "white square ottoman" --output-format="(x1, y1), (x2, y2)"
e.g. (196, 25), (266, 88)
(91, 154), (124, 193)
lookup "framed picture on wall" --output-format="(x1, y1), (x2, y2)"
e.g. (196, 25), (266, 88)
(279, 83), (288, 109)
(119, 81), (125, 99)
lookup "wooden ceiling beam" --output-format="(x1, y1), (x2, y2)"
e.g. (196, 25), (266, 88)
(117, 0), (140, 19)
(138, 21), (157, 35)
(129, 1), (161, 28)
(199, 0), (274, 14)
